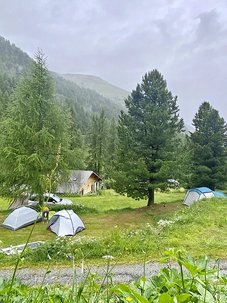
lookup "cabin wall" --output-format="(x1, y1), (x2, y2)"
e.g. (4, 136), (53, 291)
(79, 175), (101, 195)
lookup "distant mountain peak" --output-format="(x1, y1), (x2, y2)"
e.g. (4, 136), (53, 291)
(62, 73), (129, 106)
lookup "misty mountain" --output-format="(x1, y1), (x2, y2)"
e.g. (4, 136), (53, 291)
(62, 73), (129, 107)
(0, 36), (32, 77)
(0, 35), (125, 127)
(0, 35), (192, 132)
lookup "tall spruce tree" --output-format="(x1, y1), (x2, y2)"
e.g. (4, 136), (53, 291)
(0, 51), (71, 203)
(113, 70), (183, 206)
(190, 102), (227, 190)
(66, 107), (87, 170)
(87, 110), (107, 175)
(105, 118), (118, 176)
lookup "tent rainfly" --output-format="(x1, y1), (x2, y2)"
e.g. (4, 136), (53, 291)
(183, 187), (226, 206)
(2, 206), (41, 231)
(48, 209), (85, 236)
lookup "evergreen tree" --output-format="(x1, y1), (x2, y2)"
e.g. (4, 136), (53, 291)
(105, 118), (118, 176)
(161, 134), (193, 188)
(87, 110), (107, 175)
(113, 70), (183, 206)
(190, 102), (227, 190)
(0, 73), (16, 120)
(66, 111), (87, 170)
(0, 51), (71, 203)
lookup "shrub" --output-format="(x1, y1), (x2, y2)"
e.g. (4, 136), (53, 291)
(26, 223), (160, 263)
(33, 203), (98, 214)
(116, 249), (227, 302)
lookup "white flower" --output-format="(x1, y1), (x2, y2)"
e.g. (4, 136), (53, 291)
(157, 219), (174, 228)
(102, 255), (114, 260)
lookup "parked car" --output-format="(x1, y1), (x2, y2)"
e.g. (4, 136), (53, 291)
(167, 179), (180, 189)
(28, 193), (73, 206)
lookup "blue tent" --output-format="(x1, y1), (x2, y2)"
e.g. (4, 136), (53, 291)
(213, 191), (226, 198)
(183, 187), (226, 206)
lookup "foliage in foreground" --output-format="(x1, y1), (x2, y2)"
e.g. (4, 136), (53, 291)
(2, 250), (227, 302)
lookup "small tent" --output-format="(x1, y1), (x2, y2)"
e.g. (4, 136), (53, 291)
(48, 209), (85, 236)
(183, 187), (227, 206)
(2, 206), (41, 231)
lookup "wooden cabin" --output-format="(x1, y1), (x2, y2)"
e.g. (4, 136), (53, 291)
(57, 170), (102, 195)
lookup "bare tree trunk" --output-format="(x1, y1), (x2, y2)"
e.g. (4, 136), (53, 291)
(147, 188), (155, 206)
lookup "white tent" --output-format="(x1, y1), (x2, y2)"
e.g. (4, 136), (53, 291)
(48, 209), (85, 236)
(2, 206), (41, 231)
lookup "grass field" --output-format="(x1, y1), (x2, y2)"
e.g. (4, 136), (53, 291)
(69, 189), (185, 211)
(0, 189), (227, 267)
(0, 190), (184, 246)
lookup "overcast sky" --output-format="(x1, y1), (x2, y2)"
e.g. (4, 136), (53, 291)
(0, 0), (227, 125)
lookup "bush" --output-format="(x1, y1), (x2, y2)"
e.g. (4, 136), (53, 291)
(33, 203), (98, 215)
(25, 223), (160, 263)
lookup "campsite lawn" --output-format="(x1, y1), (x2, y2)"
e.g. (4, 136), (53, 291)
(69, 189), (184, 211)
(1, 190), (227, 267)
(0, 190), (183, 247)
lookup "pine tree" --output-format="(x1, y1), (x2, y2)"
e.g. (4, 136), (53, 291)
(0, 51), (71, 203)
(190, 102), (227, 190)
(66, 114), (87, 170)
(87, 110), (107, 175)
(105, 118), (118, 175)
(0, 73), (16, 120)
(113, 70), (183, 206)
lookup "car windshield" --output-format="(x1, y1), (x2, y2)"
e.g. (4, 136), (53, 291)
(46, 194), (61, 203)
(29, 193), (62, 203)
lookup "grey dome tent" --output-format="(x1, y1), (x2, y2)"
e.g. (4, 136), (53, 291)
(48, 209), (85, 236)
(2, 206), (41, 231)
(183, 187), (226, 206)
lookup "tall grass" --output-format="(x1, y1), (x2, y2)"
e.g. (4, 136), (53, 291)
(1, 250), (227, 302)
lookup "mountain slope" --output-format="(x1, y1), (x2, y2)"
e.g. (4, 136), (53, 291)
(62, 73), (129, 107)
(0, 36), (32, 78)
(0, 35), (124, 125)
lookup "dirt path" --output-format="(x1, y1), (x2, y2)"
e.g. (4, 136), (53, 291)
(1, 259), (227, 285)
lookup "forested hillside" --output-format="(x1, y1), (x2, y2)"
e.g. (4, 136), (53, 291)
(0, 35), (123, 178)
(0, 36), (32, 77)
(53, 72), (123, 129)
(0, 36), (124, 127)
(62, 73), (128, 108)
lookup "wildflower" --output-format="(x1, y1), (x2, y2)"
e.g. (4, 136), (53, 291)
(157, 219), (174, 228)
(126, 296), (132, 302)
(102, 255), (114, 260)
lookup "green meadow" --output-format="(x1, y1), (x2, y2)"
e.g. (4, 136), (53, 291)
(0, 189), (227, 267)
